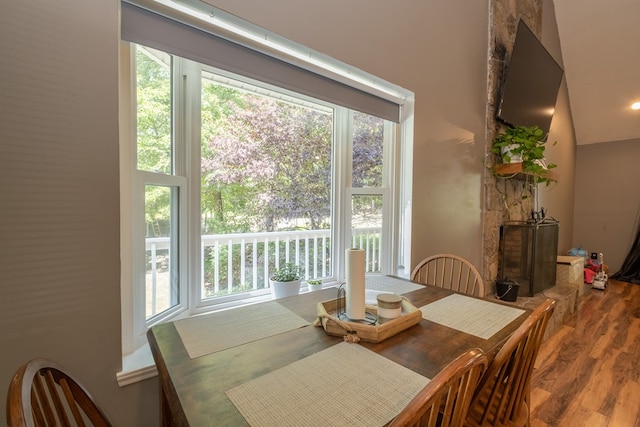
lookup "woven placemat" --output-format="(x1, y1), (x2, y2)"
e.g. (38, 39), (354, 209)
(174, 301), (310, 359)
(366, 275), (425, 294)
(419, 293), (525, 339)
(225, 342), (430, 426)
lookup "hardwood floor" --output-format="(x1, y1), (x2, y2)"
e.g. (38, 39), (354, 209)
(530, 279), (640, 426)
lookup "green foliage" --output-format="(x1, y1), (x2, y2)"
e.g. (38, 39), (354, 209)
(270, 263), (302, 282)
(202, 93), (333, 233)
(352, 112), (384, 187)
(136, 45), (386, 247)
(491, 125), (557, 186)
(135, 47), (172, 174)
(144, 186), (171, 237)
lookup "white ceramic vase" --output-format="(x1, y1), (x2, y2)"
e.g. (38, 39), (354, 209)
(308, 283), (323, 292)
(501, 144), (523, 163)
(269, 279), (301, 299)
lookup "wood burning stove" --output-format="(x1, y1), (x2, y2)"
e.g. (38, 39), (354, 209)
(499, 220), (559, 297)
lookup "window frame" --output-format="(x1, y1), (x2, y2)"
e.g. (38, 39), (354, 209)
(118, 35), (414, 382)
(129, 47), (401, 335)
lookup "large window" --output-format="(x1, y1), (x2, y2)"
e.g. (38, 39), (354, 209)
(199, 71), (335, 303)
(119, 4), (413, 366)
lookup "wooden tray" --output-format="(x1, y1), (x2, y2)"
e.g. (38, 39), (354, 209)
(316, 297), (422, 343)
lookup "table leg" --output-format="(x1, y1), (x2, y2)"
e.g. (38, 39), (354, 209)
(160, 384), (172, 427)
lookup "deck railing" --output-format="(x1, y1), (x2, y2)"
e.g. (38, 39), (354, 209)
(145, 228), (381, 312)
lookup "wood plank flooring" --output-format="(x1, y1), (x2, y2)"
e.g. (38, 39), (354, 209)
(530, 279), (640, 426)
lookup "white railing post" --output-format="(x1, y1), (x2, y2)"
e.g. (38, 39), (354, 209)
(252, 238), (258, 289)
(264, 237), (270, 287)
(150, 242), (157, 315)
(214, 241), (220, 294)
(240, 238), (246, 289)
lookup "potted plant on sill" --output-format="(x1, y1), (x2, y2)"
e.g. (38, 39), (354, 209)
(491, 124), (557, 186)
(307, 279), (323, 292)
(269, 263), (302, 299)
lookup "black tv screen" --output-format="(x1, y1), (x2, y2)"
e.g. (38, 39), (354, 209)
(497, 20), (564, 134)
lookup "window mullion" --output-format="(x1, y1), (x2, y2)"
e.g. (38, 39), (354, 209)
(120, 42), (141, 353)
(184, 60), (204, 311)
(131, 173), (148, 349)
(380, 121), (395, 275)
(172, 58), (202, 314)
(333, 107), (351, 281)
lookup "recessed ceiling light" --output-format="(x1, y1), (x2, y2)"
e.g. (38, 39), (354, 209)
(632, 102), (640, 110)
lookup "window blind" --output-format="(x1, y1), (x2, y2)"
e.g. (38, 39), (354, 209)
(121, 1), (401, 123)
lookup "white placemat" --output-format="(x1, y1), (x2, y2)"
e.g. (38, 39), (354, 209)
(419, 293), (525, 339)
(366, 275), (425, 294)
(225, 342), (430, 427)
(174, 302), (310, 359)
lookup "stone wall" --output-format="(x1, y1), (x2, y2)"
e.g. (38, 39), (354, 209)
(482, 0), (543, 294)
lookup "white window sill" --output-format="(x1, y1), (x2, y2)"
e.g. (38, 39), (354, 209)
(116, 283), (343, 387)
(117, 343), (157, 387)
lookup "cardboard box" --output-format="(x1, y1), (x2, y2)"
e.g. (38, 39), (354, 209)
(557, 256), (585, 295)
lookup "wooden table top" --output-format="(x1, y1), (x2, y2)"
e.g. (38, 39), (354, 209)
(147, 280), (531, 426)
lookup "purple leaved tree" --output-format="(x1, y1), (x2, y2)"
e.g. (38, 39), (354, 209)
(202, 95), (332, 232)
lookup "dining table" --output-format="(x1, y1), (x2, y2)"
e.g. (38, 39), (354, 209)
(147, 276), (531, 426)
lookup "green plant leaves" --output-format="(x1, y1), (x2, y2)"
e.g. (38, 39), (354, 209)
(271, 263), (302, 282)
(492, 125), (557, 186)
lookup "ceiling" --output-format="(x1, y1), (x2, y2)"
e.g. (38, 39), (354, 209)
(553, 0), (640, 145)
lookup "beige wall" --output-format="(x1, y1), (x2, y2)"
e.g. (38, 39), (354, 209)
(0, 1), (158, 426)
(539, 0), (577, 254)
(0, 0), (578, 425)
(574, 139), (640, 273)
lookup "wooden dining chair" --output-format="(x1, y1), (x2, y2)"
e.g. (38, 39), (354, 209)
(465, 298), (556, 427)
(389, 348), (489, 427)
(6, 358), (112, 427)
(411, 254), (486, 297)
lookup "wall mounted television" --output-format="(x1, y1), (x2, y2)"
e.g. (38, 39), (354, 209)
(496, 20), (564, 135)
